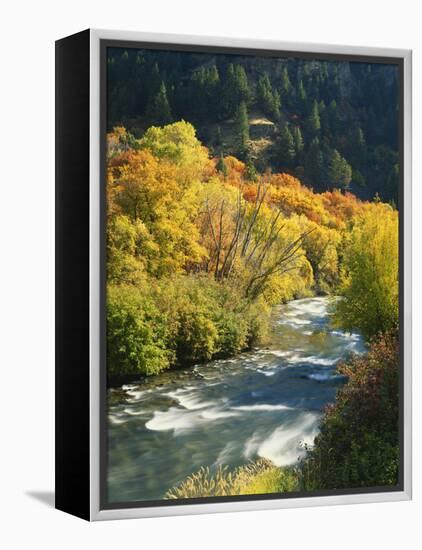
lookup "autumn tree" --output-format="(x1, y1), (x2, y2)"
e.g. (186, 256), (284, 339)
(335, 206), (398, 338)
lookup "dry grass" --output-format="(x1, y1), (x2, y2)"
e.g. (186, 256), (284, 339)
(165, 459), (298, 499)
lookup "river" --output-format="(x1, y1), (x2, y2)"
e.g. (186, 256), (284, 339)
(107, 296), (365, 503)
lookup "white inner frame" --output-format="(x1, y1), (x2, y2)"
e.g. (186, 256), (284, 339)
(89, 29), (412, 521)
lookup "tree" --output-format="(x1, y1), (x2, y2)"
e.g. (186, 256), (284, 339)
(328, 149), (352, 190)
(281, 66), (291, 97)
(139, 120), (211, 185)
(145, 81), (173, 125)
(328, 99), (340, 135)
(272, 90), (281, 120)
(222, 64), (251, 118)
(216, 153), (228, 179)
(256, 74), (280, 119)
(306, 100), (321, 137)
(276, 125), (296, 166)
(335, 206), (398, 339)
(292, 126), (304, 162)
(305, 137), (324, 187)
(235, 101), (250, 155)
(297, 79), (307, 106)
(245, 157), (258, 181)
(348, 127), (367, 168)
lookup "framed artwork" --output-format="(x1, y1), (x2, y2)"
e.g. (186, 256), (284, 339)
(55, 29), (412, 521)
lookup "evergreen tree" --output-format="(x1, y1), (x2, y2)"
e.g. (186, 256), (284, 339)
(328, 149), (352, 190)
(146, 81), (173, 125)
(348, 127), (367, 168)
(328, 99), (340, 135)
(273, 90), (281, 120)
(298, 79), (307, 106)
(277, 124), (296, 166)
(256, 74), (280, 119)
(281, 66), (291, 96)
(305, 137), (324, 188)
(236, 101), (250, 155)
(245, 157), (258, 181)
(292, 126), (304, 160)
(306, 99), (321, 137)
(236, 65), (251, 101)
(222, 64), (251, 118)
(352, 168), (366, 188)
(205, 65), (220, 112)
(216, 153), (228, 179)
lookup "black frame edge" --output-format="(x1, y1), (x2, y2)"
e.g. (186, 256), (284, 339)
(55, 28), (91, 521)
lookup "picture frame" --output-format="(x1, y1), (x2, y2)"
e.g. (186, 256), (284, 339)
(55, 28), (412, 521)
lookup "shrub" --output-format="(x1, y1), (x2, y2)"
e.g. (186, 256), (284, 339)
(174, 303), (219, 364)
(107, 275), (271, 376)
(107, 285), (172, 377)
(300, 330), (399, 490)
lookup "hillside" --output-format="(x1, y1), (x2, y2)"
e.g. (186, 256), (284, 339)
(107, 48), (399, 203)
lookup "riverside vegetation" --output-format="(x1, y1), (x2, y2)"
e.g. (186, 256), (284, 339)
(106, 120), (399, 496)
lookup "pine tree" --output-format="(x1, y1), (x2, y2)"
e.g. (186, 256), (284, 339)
(235, 65), (251, 103)
(236, 101), (250, 155)
(222, 64), (251, 118)
(277, 124), (296, 166)
(328, 149), (352, 190)
(216, 153), (228, 179)
(298, 79), (307, 106)
(328, 99), (340, 135)
(273, 90), (281, 120)
(305, 137), (324, 188)
(306, 99), (321, 136)
(292, 126), (304, 160)
(245, 157), (258, 181)
(348, 127), (367, 168)
(281, 66), (291, 96)
(257, 74), (279, 118)
(146, 81), (173, 125)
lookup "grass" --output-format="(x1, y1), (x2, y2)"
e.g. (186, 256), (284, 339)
(165, 459), (298, 499)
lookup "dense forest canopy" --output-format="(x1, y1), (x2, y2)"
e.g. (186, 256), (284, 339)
(107, 47), (400, 203)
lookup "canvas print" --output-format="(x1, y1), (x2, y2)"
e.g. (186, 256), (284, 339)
(104, 45), (400, 505)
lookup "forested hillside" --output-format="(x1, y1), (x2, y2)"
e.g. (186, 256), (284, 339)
(107, 48), (399, 203)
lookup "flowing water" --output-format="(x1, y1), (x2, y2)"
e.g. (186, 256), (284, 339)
(107, 296), (365, 503)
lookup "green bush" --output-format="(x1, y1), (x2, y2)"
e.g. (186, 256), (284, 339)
(107, 285), (172, 377)
(107, 275), (271, 377)
(174, 303), (219, 364)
